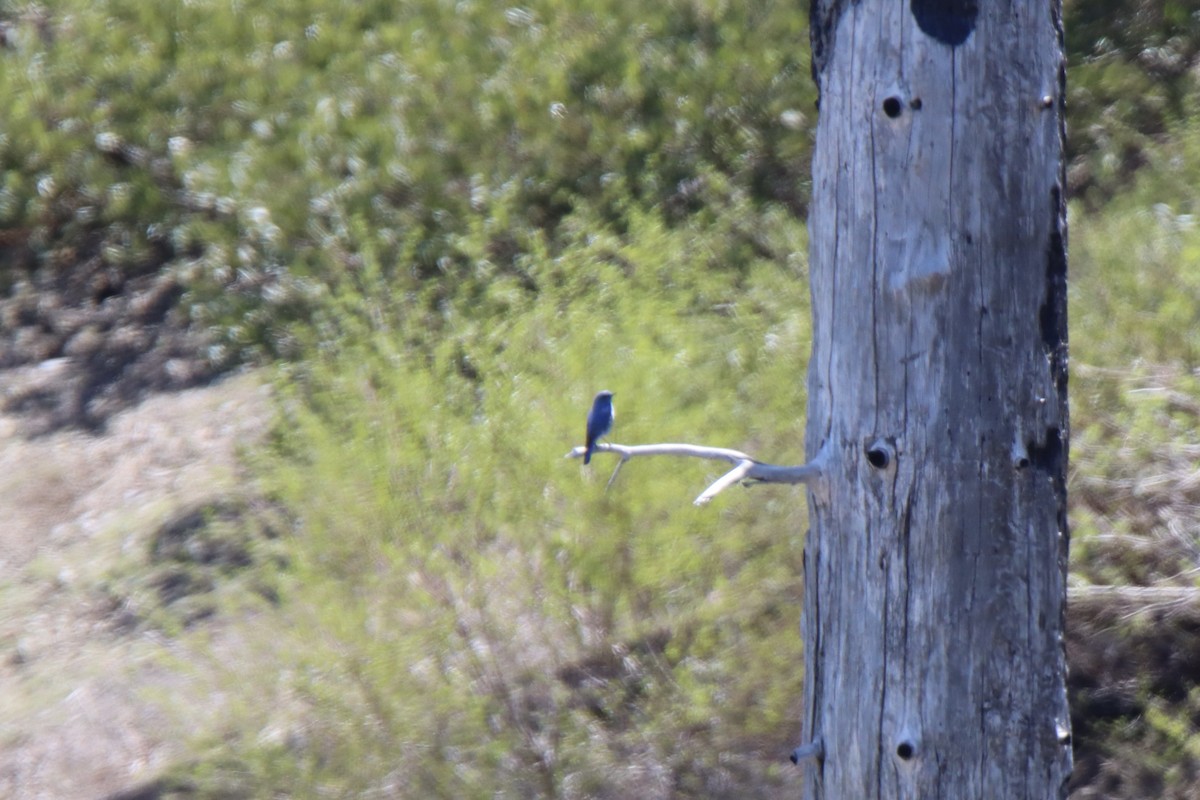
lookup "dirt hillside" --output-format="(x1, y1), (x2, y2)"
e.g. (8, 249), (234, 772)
(0, 369), (271, 798)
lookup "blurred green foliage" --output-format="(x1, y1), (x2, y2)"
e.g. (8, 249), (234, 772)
(0, 0), (811, 363)
(1070, 114), (1200, 498)
(1066, 14), (1200, 791)
(1064, 0), (1200, 204)
(1, 1), (817, 794)
(195, 203), (813, 796)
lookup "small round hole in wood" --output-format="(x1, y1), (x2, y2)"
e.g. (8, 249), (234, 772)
(896, 740), (916, 760)
(866, 442), (892, 469)
(882, 96), (902, 118)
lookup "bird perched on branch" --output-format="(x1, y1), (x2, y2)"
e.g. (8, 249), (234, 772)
(584, 390), (615, 465)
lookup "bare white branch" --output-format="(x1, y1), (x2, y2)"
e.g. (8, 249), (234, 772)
(566, 442), (825, 505)
(694, 459), (754, 506)
(566, 443), (754, 463)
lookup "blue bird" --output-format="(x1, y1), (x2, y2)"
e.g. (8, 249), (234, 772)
(584, 390), (615, 465)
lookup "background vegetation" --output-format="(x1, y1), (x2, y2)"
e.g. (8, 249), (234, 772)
(3, 0), (1200, 796)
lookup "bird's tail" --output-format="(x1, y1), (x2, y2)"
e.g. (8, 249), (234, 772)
(583, 445), (593, 465)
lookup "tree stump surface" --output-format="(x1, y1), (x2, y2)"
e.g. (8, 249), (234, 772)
(802, 1), (1072, 797)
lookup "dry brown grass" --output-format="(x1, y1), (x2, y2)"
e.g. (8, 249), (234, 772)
(0, 370), (272, 799)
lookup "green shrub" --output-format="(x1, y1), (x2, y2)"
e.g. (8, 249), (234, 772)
(177, 200), (813, 797)
(0, 0), (814, 363)
(1064, 0), (1200, 205)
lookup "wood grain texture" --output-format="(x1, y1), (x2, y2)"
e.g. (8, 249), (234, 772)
(801, 1), (1071, 797)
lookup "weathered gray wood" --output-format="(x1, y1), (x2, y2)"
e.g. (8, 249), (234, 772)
(801, 1), (1072, 798)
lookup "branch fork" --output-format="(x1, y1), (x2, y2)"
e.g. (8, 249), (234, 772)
(566, 442), (827, 505)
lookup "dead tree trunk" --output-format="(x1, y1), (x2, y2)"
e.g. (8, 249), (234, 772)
(800, 1), (1073, 797)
